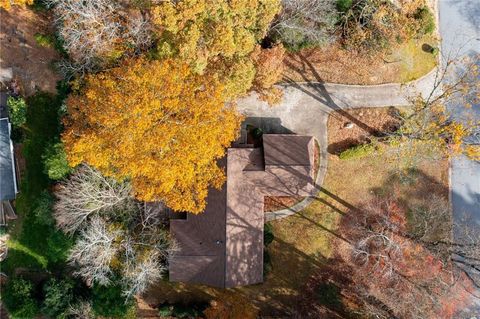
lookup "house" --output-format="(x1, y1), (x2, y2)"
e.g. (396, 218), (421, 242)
(0, 96), (18, 226)
(169, 134), (315, 288)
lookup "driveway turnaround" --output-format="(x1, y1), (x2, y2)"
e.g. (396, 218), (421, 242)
(237, 70), (437, 220)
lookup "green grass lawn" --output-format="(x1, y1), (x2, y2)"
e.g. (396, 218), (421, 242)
(1, 91), (72, 275)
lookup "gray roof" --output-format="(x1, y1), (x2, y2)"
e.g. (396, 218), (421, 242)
(169, 134), (315, 288)
(0, 118), (17, 201)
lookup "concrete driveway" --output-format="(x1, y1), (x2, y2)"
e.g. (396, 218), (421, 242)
(237, 71), (437, 219)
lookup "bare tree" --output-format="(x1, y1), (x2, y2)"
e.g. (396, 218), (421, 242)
(62, 194), (176, 296)
(65, 301), (95, 319)
(344, 196), (471, 319)
(387, 53), (480, 165)
(47, 0), (123, 73)
(410, 198), (480, 290)
(348, 198), (405, 278)
(126, 15), (153, 53)
(272, 0), (338, 49)
(122, 251), (166, 298)
(54, 164), (133, 234)
(47, 0), (153, 75)
(68, 216), (122, 286)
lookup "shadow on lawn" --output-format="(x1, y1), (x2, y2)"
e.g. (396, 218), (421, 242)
(297, 167), (452, 318)
(142, 235), (331, 317)
(143, 167), (450, 317)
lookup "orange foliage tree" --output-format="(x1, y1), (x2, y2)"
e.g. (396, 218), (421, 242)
(344, 197), (472, 318)
(62, 58), (242, 213)
(251, 44), (286, 105)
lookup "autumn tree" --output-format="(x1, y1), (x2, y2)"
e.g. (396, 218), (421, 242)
(151, 0), (280, 72)
(338, 0), (434, 53)
(343, 197), (471, 319)
(150, 0), (281, 99)
(0, 0), (33, 10)
(62, 58), (242, 213)
(386, 54), (480, 166)
(251, 44), (286, 105)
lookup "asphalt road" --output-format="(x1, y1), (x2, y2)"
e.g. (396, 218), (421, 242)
(439, 0), (480, 238)
(439, 0), (480, 315)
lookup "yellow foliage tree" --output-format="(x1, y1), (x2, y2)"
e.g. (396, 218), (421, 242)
(152, 0), (280, 69)
(0, 0), (33, 10)
(62, 58), (242, 213)
(151, 0), (281, 99)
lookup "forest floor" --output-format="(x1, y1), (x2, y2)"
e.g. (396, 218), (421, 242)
(139, 107), (449, 317)
(282, 35), (438, 85)
(0, 6), (61, 95)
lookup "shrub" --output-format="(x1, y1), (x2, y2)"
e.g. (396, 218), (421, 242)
(42, 278), (75, 318)
(92, 283), (134, 318)
(263, 250), (273, 275)
(10, 126), (24, 143)
(263, 223), (274, 276)
(158, 303), (205, 318)
(158, 304), (174, 317)
(336, 0), (352, 12)
(339, 143), (377, 160)
(7, 96), (27, 128)
(264, 223), (275, 246)
(45, 229), (73, 264)
(2, 277), (39, 319)
(414, 6), (435, 36)
(42, 142), (72, 180)
(34, 33), (55, 48)
(33, 190), (55, 226)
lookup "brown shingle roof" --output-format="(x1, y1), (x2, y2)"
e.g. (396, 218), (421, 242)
(169, 135), (315, 288)
(263, 135), (313, 166)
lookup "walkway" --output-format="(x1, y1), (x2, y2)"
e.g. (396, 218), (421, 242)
(237, 70), (438, 220)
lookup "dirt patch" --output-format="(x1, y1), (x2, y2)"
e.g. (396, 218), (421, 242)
(283, 36), (437, 85)
(0, 6), (61, 95)
(327, 107), (401, 155)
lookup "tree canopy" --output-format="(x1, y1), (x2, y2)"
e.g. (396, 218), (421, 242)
(151, 0), (281, 99)
(0, 0), (33, 10)
(62, 58), (242, 213)
(151, 0), (280, 71)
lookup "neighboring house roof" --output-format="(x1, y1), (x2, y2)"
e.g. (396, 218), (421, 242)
(169, 134), (315, 288)
(0, 118), (17, 201)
